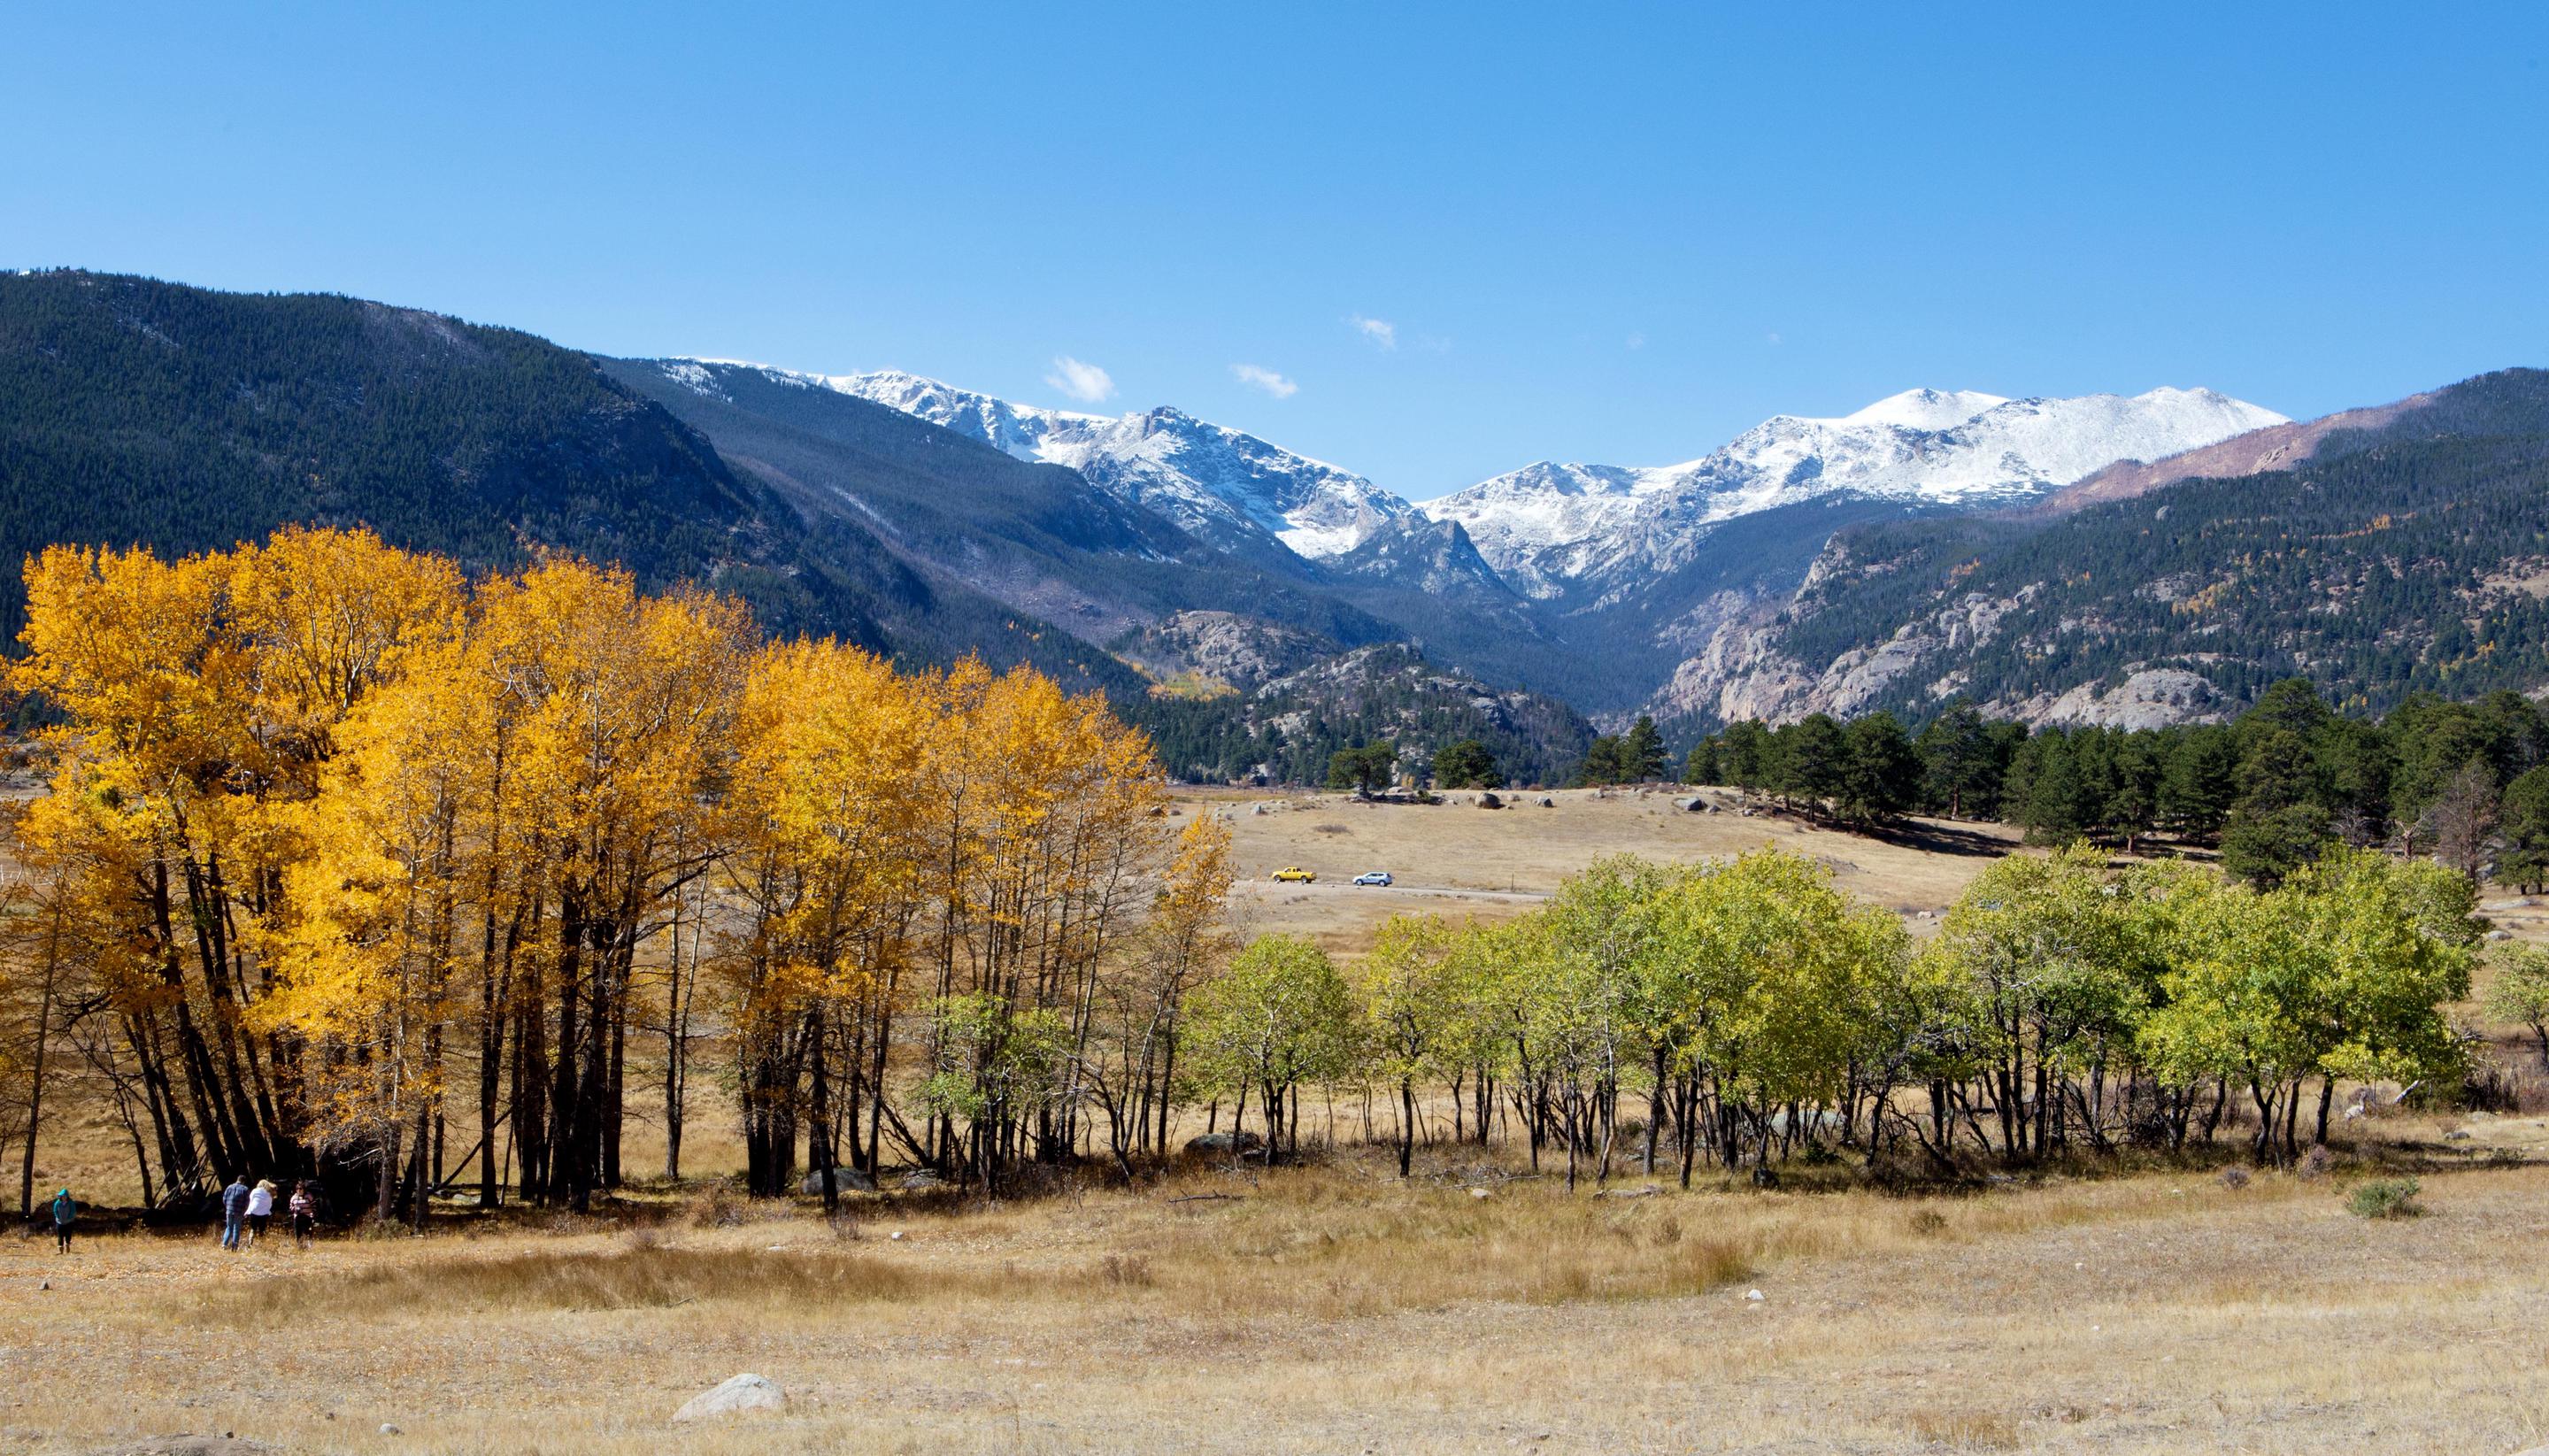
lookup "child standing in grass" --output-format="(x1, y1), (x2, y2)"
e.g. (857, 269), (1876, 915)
(48, 1188), (74, 1253)
(289, 1181), (316, 1247)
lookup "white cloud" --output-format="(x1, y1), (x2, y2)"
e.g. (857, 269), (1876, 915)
(1347, 313), (1398, 351)
(1043, 355), (1115, 404)
(1230, 364), (1298, 398)
(1765, 331), (1783, 347)
(1626, 332), (1646, 351)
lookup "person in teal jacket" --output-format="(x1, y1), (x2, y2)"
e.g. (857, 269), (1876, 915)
(49, 1188), (75, 1253)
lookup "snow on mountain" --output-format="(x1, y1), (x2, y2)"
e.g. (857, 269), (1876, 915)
(682, 364), (1412, 559)
(1427, 387), (2288, 597)
(1838, 387), (2011, 431)
(1419, 461), (1681, 597)
(822, 368), (1109, 461)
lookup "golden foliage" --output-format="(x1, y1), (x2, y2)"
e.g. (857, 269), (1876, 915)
(4, 528), (1179, 1203)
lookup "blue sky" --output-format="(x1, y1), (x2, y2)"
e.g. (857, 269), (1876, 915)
(7, 4), (2545, 499)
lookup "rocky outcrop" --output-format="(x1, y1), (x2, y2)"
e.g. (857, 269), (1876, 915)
(799, 1167), (876, 1197)
(1988, 667), (2229, 729)
(1651, 576), (2044, 727)
(1118, 611), (1331, 691)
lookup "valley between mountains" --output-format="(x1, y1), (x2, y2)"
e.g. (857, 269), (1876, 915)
(6, 268), (2546, 783)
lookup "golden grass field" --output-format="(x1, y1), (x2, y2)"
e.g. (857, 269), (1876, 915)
(7, 1128), (2549, 1455)
(13, 790), (2549, 1454)
(1199, 785), (2024, 952)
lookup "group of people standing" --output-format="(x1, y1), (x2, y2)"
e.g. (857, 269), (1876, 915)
(219, 1175), (319, 1249)
(37, 1175), (326, 1253)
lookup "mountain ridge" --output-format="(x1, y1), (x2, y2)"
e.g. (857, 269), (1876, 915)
(683, 363), (1413, 561)
(1425, 385), (2288, 604)
(12, 268), (2549, 769)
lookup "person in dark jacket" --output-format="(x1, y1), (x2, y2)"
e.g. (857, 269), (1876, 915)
(219, 1175), (251, 1251)
(288, 1180), (317, 1247)
(49, 1188), (75, 1253)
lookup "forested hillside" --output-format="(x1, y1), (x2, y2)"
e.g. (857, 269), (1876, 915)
(0, 270), (914, 645)
(1140, 643), (1594, 787)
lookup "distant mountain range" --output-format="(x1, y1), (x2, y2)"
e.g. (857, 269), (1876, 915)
(813, 363), (2298, 717)
(1662, 367), (2549, 732)
(5, 267), (2545, 779)
(1427, 386), (2284, 598)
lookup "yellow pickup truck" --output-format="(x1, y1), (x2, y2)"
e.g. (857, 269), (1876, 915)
(1271, 866), (1317, 883)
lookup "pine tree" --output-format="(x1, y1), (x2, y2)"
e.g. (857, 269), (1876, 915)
(2501, 766), (2549, 893)
(1718, 720), (1773, 794)
(1623, 715), (1667, 782)
(1433, 738), (1503, 790)
(1575, 736), (1633, 787)
(2159, 725), (2238, 841)
(1837, 712), (1920, 823)
(1776, 714), (1848, 812)
(1915, 702), (1997, 819)
(1683, 737), (1722, 787)
(1326, 743), (1398, 796)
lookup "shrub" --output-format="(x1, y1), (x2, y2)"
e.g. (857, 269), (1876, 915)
(683, 1178), (751, 1229)
(2296, 1145), (2334, 1181)
(2217, 1166), (2251, 1190)
(2345, 1177), (2423, 1220)
(1097, 1253), (1155, 1289)
(1660, 1236), (1754, 1296)
(1906, 1208), (1950, 1237)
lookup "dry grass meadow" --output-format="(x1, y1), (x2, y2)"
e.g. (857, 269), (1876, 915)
(9, 1132), (2549, 1455)
(13, 790), (2549, 1454)
(1203, 785), (2022, 951)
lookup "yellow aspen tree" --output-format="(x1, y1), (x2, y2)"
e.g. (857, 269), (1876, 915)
(719, 638), (931, 1198)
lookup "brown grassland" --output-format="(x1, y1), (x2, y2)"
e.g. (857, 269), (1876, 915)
(9, 791), (2549, 1454)
(1205, 785), (2024, 951)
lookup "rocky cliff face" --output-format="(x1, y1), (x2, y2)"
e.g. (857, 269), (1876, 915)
(1117, 611), (1331, 691)
(1642, 520), (2251, 729)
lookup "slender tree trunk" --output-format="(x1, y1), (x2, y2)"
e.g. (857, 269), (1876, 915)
(809, 1006), (836, 1213)
(16, 890), (65, 1220)
(1398, 1077), (1415, 1178)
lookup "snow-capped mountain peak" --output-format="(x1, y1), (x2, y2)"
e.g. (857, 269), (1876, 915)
(728, 366), (1409, 559)
(1425, 385), (2288, 598)
(1835, 387), (2011, 432)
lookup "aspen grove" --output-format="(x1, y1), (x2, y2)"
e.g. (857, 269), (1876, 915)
(2, 529), (1196, 1220)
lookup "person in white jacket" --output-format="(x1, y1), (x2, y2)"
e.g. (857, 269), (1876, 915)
(243, 1179), (276, 1247)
